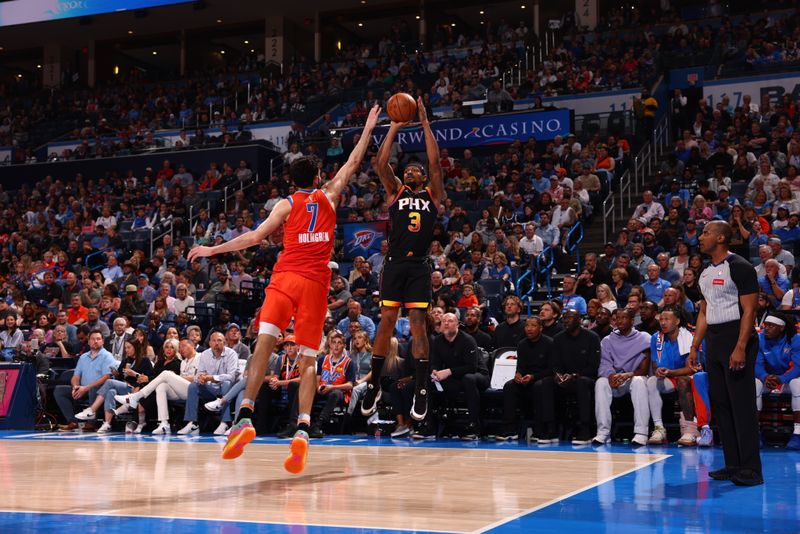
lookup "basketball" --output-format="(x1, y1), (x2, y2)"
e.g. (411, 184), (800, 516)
(387, 93), (418, 123)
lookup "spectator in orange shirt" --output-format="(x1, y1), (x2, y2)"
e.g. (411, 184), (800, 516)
(457, 284), (480, 309)
(67, 294), (89, 325)
(198, 169), (220, 191)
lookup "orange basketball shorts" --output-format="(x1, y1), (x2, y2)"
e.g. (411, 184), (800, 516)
(257, 271), (328, 351)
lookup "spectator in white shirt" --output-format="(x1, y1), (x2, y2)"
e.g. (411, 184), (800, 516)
(173, 283), (195, 316)
(95, 206), (117, 231)
(632, 190), (665, 223)
(519, 223), (544, 260)
(284, 143), (304, 165)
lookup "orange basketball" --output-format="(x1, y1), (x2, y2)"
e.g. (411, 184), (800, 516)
(387, 93), (418, 123)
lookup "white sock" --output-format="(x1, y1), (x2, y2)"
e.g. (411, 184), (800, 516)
(653, 420), (663, 428)
(701, 425), (710, 430)
(794, 423), (800, 435)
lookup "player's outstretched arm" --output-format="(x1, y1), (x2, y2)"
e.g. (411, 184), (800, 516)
(417, 96), (445, 206)
(324, 105), (381, 207)
(186, 199), (292, 262)
(376, 119), (404, 203)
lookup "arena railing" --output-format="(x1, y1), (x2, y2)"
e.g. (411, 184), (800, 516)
(566, 221), (584, 273)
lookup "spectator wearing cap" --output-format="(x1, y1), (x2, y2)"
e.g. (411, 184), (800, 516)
(225, 323), (251, 360)
(632, 191), (665, 224)
(337, 299), (376, 342)
(119, 284), (147, 317)
(447, 237), (469, 266)
(120, 261), (138, 289)
(327, 261), (350, 292)
(642, 227), (665, 260)
(631, 243), (655, 278)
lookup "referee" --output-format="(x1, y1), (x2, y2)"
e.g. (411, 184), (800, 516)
(691, 221), (762, 486)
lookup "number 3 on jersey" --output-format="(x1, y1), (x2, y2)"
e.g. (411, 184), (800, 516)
(407, 211), (421, 232)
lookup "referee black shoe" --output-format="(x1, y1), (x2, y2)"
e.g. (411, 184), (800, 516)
(360, 383), (381, 417)
(410, 385), (428, 421)
(732, 469), (763, 487)
(708, 467), (738, 481)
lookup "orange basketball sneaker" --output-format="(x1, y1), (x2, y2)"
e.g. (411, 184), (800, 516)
(221, 418), (256, 460)
(283, 430), (309, 474)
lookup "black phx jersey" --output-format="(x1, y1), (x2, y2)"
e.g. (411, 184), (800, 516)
(388, 186), (437, 258)
(381, 185), (437, 308)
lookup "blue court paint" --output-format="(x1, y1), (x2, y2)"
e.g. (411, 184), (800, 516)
(1, 431), (798, 534)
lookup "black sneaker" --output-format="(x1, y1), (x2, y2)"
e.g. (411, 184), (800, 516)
(732, 468), (763, 486)
(460, 422), (479, 441)
(709, 467), (738, 481)
(572, 427), (594, 445)
(410, 385), (428, 421)
(360, 383), (381, 417)
(411, 421), (436, 440)
(308, 425), (324, 439)
(495, 425), (518, 441)
(277, 424), (297, 439)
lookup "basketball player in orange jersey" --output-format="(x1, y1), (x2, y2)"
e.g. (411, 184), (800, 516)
(361, 97), (444, 422)
(187, 105), (381, 473)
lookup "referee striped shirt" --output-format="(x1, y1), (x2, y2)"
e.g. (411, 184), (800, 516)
(698, 253), (759, 325)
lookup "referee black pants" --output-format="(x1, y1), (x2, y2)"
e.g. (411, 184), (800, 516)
(706, 322), (761, 475)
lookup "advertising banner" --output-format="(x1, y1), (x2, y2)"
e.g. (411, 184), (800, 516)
(0, 0), (190, 27)
(344, 109), (572, 152)
(342, 222), (388, 261)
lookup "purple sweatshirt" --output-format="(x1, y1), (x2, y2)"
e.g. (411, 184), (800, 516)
(598, 328), (651, 377)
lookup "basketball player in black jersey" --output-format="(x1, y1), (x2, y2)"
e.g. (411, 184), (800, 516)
(361, 97), (444, 421)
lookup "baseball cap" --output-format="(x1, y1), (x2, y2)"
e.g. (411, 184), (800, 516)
(227, 323), (241, 332)
(125, 284), (138, 293)
(138, 273), (149, 281)
(328, 261), (339, 271)
(281, 334), (297, 345)
(454, 238), (464, 245)
(642, 228), (655, 235)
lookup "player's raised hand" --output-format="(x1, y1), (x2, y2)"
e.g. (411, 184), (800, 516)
(417, 96), (429, 124)
(187, 245), (214, 263)
(365, 105), (381, 129)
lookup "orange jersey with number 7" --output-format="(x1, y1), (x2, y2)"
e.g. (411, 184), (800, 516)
(273, 188), (336, 281)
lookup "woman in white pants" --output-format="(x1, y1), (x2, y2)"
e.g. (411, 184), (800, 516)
(115, 339), (198, 434)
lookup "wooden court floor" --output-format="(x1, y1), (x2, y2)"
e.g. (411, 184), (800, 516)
(0, 439), (667, 532)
